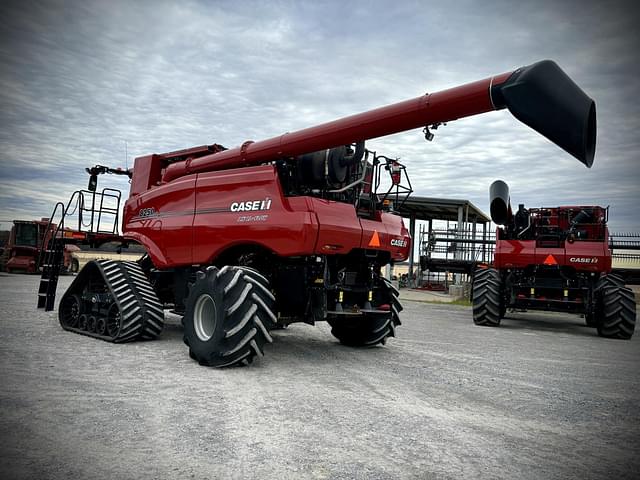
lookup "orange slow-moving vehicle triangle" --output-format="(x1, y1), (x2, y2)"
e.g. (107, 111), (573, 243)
(543, 254), (557, 265)
(369, 230), (381, 247)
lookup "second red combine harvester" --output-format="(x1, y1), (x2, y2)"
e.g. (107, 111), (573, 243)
(38, 60), (597, 366)
(472, 180), (636, 339)
(0, 219), (79, 274)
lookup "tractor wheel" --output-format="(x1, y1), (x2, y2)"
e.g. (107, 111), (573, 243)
(183, 266), (275, 367)
(597, 287), (636, 340)
(472, 268), (503, 326)
(328, 277), (402, 347)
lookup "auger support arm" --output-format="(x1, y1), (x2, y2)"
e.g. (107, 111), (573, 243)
(158, 59), (595, 185)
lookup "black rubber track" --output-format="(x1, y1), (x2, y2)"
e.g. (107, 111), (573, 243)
(58, 259), (164, 342)
(183, 266), (275, 367)
(472, 268), (503, 326)
(597, 286), (636, 340)
(328, 276), (402, 347)
(117, 261), (165, 340)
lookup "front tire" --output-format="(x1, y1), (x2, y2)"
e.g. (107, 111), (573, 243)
(183, 266), (276, 367)
(472, 268), (503, 326)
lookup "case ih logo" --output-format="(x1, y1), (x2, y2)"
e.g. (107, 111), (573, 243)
(230, 198), (272, 212)
(569, 257), (598, 264)
(390, 238), (408, 248)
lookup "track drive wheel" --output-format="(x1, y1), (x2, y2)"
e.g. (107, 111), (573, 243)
(597, 286), (636, 340)
(183, 266), (276, 367)
(472, 268), (503, 327)
(328, 277), (402, 347)
(59, 294), (82, 328)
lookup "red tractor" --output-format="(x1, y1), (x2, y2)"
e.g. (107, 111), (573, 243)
(38, 60), (597, 366)
(472, 180), (636, 339)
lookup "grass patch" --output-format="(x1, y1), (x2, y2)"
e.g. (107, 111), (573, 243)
(450, 298), (472, 306)
(427, 298), (472, 307)
(405, 297), (472, 307)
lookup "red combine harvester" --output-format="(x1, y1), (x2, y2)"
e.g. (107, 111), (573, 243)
(37, 60), (597, 366)
(472, 180), (636, 339)
(0, 219), (79, 274)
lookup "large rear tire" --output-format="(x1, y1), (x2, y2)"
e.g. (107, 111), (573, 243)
(586, 274), (627, 327)
(600, 273), (624, 288)
(183, 266), (275, 367)
(597, 286), (636, 339)
(472, 268), (503, 326)
(328, 277), (402, 347)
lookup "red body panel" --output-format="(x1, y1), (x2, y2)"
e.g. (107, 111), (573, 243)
(123, 165), (411, 268)
(125, 176), (196, 265)
(309, 198), (363, 256)
(193, 167), (318, 263)
(494, 236), (611, 272)
(494, 206), (612, 273)
(6, 246), (38, 273)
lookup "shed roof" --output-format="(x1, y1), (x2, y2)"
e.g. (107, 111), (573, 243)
(395, 195), (490, 223)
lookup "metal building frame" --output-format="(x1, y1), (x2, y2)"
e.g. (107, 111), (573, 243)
(395, 196), (491, 288)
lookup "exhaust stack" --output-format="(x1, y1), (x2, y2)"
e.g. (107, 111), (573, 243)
(490, 180), (511, 225)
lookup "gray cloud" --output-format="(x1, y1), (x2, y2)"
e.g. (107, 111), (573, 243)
(1, 0), (639, 234)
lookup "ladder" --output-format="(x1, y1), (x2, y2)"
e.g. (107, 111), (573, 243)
(36, 188), (122, 311)
(37, 236), (64, 311)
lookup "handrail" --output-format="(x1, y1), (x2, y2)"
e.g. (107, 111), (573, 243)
(37, 188), (123, 269)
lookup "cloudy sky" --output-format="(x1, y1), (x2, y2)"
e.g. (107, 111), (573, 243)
(1, 0), (639, 236)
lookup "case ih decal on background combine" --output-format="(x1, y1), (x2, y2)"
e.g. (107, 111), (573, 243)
(37, 60), (597, 366)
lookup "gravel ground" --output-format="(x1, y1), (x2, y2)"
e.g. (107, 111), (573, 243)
(0, 272), (639, 479)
